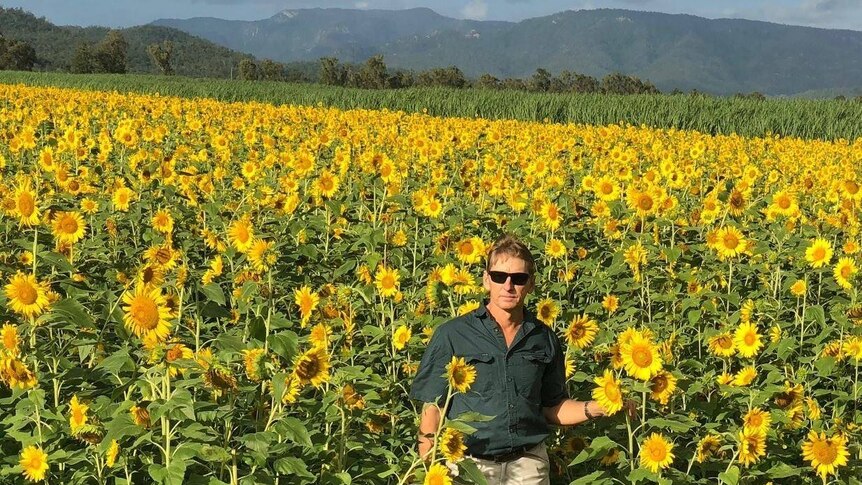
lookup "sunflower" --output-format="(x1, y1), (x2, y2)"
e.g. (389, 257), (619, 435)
(314, 169), (340, 198)
(51, 211), (86, 244)
(639, 433), (674, 473)
(650, 371), (677, 405)
(294, 286), (319, 328)
(620, 331), (663, 381)
(341, 383), (365, 410)
(5, 273), (51, 318)
(732, 366), (757, 386)
(696, 434), (723, 463)
(536, 298), (559, 326)
(438, 427), (467, 462)
(713, 226), (746, 259)
(833, 257), (856, 290)
(121, 285), (172, 345)
(843, 337), (862, 361)
(454, 237), (485, 264)
(129, 404), (151, 427)
(309, 323), (330, 350)
(0, 356), (37, 389)
(247, 238), (276, 273)
(545, 238), (567, 258)
(424, 463), (452, 485)
(540, 201), (562, 231)
(281, 373), (302, 404)
(565, 314), (598, 349)
(457, 300), (480, 316)
(374, 265), (400, 298)
(733, 322), (763, 358)
(143, 243), (178, 271)
(69, 394), (89, 434)
(737, 428), (766, 467)
(446, 356), (476, 394)
(592, 369), (623, 415)
(19, 445), (49, 482)
(112, 186), (135, 212)
(602, 294), (619, 313)
(106, 440), (120, 468)
(790, 279), (807, 297)
(242, 348), (266, 382)
(13, 181), (40, 226)
(1, 323), (20, 356)
(805, 238), (833, 269)
(228, 215), (255, 253)
(151, 209), (174, 234)
(393, 325), (411, 351)
(594, 176), (620, 201)
(293, 347), (330, 387)
(743, 408), (771, 434)
(707, 332), (735, 357)
(801, 431), (848, 480)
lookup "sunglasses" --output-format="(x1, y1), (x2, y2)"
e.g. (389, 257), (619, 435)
(487, 271), (531, 286)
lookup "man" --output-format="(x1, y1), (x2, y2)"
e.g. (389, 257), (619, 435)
(410, 235), (620, 484)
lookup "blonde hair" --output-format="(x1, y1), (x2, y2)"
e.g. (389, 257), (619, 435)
(485, 234), (535, 275)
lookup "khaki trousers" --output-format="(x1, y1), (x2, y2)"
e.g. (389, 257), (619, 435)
(448, 442), (550, 485)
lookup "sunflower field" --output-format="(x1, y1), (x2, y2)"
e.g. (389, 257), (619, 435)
(1, 83), (861, 484)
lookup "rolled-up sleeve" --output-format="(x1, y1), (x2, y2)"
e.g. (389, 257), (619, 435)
(409, 328), (453, 405)
(540, 331), (568, 408)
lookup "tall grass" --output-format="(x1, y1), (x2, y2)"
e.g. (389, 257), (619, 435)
(2, 70), (860, 140)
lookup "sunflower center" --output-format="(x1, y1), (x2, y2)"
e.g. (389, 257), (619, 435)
(604, 382), (621, 401)
(16, 282), (38, 305)
(296, 356), (321, 380)
(723, 234), (739, 249)
(131, 296), (160, 330)
(841, 265), (852, 278)
(459, 241), (474, 255)
(638, 194), (654, 211)
(652, 376), (668, 392)
(381, 274), (395, 290)
(812, 247), (826, 260)
(719, 336), (733, 349)
(60, 216), (78, 234)
(744, 333), (756, 346)
(570, 325), (586, 339)
(777, 196), (791, 209)
(648, 443), (667, 460)
(17, 193), (35, 216)
(846, 181), (859, 195)
(632, 346), (653, 367)
(812, 441), (839, 464)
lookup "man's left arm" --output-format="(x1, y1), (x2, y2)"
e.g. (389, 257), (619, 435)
(542, 398), (606, 426)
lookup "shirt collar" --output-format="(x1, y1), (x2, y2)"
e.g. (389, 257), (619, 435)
(473, 300), (538, 334)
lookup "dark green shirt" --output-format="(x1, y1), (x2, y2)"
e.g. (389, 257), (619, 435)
(409, 303), (567, 456)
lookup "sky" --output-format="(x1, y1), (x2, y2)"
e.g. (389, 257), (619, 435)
(2, 0), (862, 31)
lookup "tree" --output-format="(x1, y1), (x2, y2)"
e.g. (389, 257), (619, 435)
(96, 30), (127, 74)
(356, 54), (387, 89)
(600, 72), (660, 95)
(238, 59), (258, 80)
(416, 66), (467, 88)
(501, 78), (527, 91)
(0, 37), (36, 71)
(476, 73), (501, 89)
(147, 40), (174, 75)
(319, 57), (348, 86)
(529, 68), (552, 92)
(259, 59), (284, 81)
(70, 41), (99, 73)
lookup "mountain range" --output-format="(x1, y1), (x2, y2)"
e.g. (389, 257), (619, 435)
(153, 7), (862, 96)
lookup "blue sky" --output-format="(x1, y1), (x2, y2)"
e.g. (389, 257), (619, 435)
(2, 0), (861, 30)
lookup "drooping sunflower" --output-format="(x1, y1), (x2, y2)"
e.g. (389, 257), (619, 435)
(281, 373), (302, 404)
(733, 322), (763, 358)
(374, 265), (400, 298)
(438, 427), (467, 462)
(69, 394), (89, 434)
(565, 314), (599, 349)
(737, 428), (766, 467)
(392, 325), (412, 351)
(592, 369), (623, 415)
(801, 431), (849, 480)
(695, 434), (723, 463)
(5, 272), (51, 318)
(446, 356), (476, 394)
(106, 440), (120, 468)
(650, 370), (677, 405)
(639, 433), (674, 474)
(536, 298), (560, 327)
(833, 257), (857, 290)
(121, 285), (172, 345)
(732, 366), (757, 387)
(294, 286), (320, 327)
(707, 332), (735, 357)
(19, 445), (49, 482)
(424, 463), (452, 485)
(129, 404), (151, 427)
(620, 331), (663, 381)
(309, 323), (331, 350)
(0, 356), (37, 389)
(293, 347), (330, 387)
(805, 238), (833, 269)
(51, 211), (86, 245)
(1, 323), (20, 356)
(242, 348), (267, 382)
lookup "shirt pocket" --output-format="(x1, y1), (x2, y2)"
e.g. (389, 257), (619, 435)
(513, 351), (552, 400)
(463, 353), (496, 398)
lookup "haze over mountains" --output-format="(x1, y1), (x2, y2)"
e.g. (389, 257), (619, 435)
(153, 7), (862, 96)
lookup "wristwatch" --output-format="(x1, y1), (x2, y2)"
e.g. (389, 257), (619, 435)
(584, 401), (597, 420)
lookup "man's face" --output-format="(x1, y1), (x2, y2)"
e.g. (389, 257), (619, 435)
(482, 254), (534, 312)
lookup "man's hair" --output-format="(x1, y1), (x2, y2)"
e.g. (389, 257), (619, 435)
(485, 234), (536, 275)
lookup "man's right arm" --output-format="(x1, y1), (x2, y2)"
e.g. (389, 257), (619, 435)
(417, 403), (441, 460)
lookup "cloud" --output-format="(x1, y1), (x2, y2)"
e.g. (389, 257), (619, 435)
(461, 0), (487, 19)
(355, 1), (369, 7)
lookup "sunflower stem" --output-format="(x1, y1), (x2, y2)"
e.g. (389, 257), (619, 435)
(625, 412), (635, 471)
